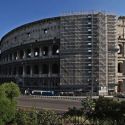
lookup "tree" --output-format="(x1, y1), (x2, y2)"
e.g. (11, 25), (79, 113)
(0, 82), (20, 125)
(1, 82), (20, 102)
(15, 109), (38, 125)
(0, 97), (16, 125)
(81, 97), (95, 118)
(64, 107), (83, 117)
(93, 97), (125, 125)
(81, 96), (125, 125)
(37, 110), (61, 125)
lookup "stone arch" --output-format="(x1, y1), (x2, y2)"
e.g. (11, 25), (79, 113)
(42, 64), (49, 74)
(26, 65), (31, 75)
(118, 44), (123, 54)
(52, 45), (59, 55)
(33, 65), (39, 74)
(52, 63), (59, 74)
(34, 48), (39, 57)
(118, 62), (123, 73)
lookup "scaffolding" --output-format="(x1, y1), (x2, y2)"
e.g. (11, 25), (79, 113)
(60, 15), (87, 93)
(107, 15), (117, 94)
(97, 13), (109, 95)
(60, 12), (117, 95)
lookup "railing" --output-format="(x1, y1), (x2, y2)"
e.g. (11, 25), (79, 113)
(21, 95), (114, 101)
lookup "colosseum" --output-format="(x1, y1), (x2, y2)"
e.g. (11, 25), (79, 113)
(0, 12), (120, 96)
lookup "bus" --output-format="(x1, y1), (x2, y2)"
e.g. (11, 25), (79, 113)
(31, 90), (54, 96)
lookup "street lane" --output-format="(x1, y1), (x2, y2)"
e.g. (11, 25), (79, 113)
(17, 96), (82, 112)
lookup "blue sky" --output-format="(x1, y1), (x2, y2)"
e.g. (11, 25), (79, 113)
(0, 0), (125, 38)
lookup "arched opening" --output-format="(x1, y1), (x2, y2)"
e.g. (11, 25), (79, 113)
(118, 44), (123, 54)
(5, 66), (9, 75)
(9, 53), (12, 61)
(44, 29), (48, 34)
(117, 81), (123, 92)
(52, 45), (59, 55)
(0, 66), (1, 75)
(9, 67), (12, 75)
(19, 50), (24, 59)
(52, 63), (59, 74)
(18, 66), (23, 75)
(14, 52), (17, 60)
(33, 65), (39, 74)
(26, 49), (31, 58)
(42, 64), (49, 74)
(34, 48), (39, 57)
(26, 66), (30, 75)
(42, 46), (48, 56)
(118, 63), (123, 73)
(4, 67), (7, 75)
(13, 67), (16, 75)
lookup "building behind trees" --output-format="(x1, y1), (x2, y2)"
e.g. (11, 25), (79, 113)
(0, 12), (122, 96)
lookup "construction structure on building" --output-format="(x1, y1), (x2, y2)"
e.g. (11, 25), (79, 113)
(0, 12), (121, 96)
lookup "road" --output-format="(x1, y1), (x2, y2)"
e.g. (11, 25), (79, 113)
(17, 96), (82, 112)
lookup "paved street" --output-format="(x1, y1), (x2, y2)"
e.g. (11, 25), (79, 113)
(17, 96), (82, 112)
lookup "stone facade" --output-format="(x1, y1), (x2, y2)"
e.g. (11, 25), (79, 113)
(117, 16), (125, 93)
(0, 12), (118, 95)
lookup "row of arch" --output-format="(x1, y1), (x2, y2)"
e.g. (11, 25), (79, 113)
(0, 63), (59, 76)
(1, 45), (59, 62)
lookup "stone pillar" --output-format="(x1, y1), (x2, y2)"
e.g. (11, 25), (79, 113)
(39, 47), (42, 57)
(30, 65), (33, 76)
(23, 65), (25, 76)
(49, 63), (51, 77)
(48, 46), (52, 57)
(17, 51), (19, 60)
(16, 67), (18, 76)
(31, 47), (34, 58)
(12, 53), (14, 61)
(7, 55), (9, 62)
(39, 64), (42, 76)
(8, 54), (10, 62)
(11, 66), (13, 76)
(123, 42), (125, 57)
(23, 50), (26, 59)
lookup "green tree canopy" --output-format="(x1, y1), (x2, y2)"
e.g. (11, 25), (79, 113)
(1, 82), (20, 101)
(0, 82), (20, 125)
